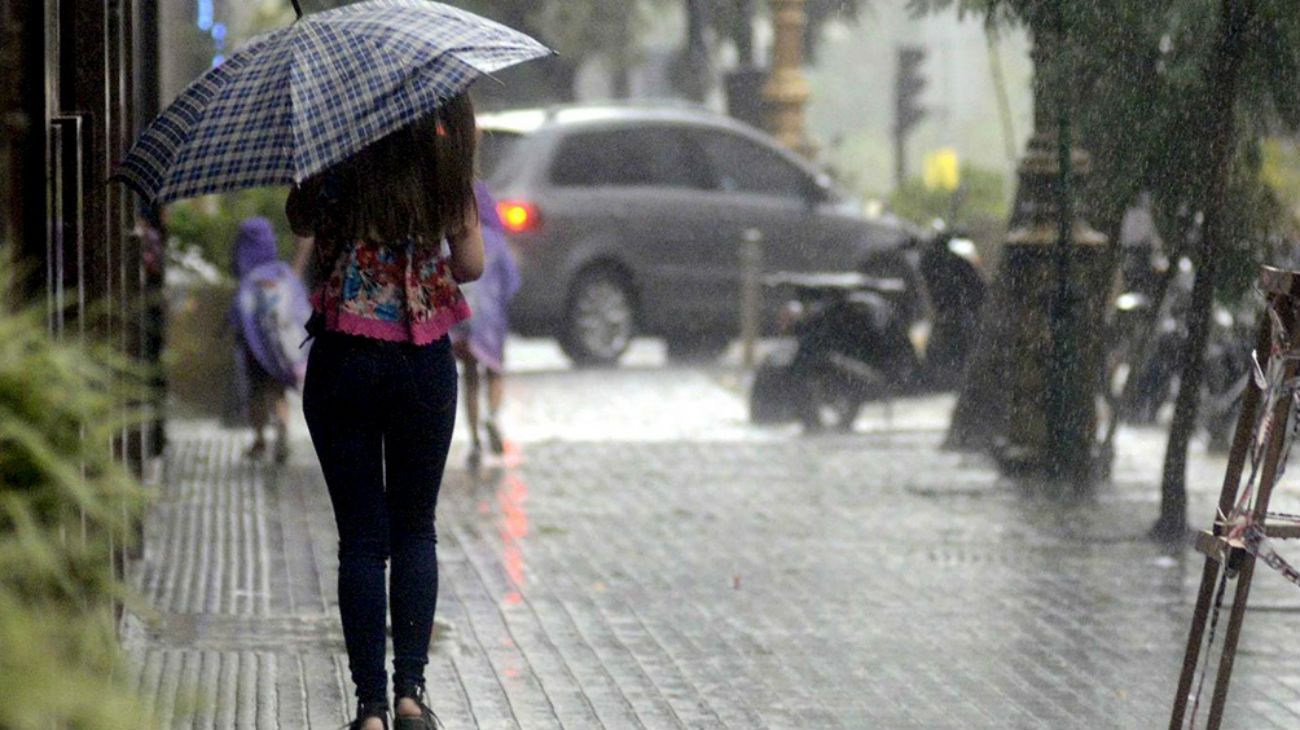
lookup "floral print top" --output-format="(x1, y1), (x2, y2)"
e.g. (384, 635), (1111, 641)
(297, 176), (471, 345)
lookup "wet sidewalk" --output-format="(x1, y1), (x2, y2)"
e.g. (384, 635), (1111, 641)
(124, 345), (1300, 729)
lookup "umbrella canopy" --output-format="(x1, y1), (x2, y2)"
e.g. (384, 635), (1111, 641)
(115, 0), (551, 204)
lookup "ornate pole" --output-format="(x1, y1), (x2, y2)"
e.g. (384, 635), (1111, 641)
(763, 0), (811, 156)
(997, 21), (1108, 482)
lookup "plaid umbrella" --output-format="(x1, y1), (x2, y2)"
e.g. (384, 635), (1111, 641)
(115, 0), (551, 204)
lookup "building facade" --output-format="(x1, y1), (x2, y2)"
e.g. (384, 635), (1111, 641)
(2, 0), (161, 578)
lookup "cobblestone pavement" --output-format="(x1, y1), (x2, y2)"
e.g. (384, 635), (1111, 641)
(124, 339), (1300, 729)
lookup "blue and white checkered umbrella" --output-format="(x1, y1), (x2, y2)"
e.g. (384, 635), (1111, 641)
(115, 0), (552, 203)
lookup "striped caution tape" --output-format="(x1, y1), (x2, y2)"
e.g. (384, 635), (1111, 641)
(1242, 523), (1300, 588)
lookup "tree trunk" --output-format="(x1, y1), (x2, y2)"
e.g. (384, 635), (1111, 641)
(1151, 0), (1255, 540)
(673, 0), (711, 102)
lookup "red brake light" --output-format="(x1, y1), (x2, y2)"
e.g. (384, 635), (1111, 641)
(497, 200), (540, 234)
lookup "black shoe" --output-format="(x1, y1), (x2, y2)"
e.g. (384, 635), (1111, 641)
(393, 684), (442, 730)
(348, 701), (389, 730)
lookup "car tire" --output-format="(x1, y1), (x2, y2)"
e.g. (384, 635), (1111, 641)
(665, 333), (731, 363)
(560, 267), (636, 367)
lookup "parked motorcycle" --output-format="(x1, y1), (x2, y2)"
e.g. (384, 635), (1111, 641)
(749, 221), (987, 432)
(911, 224), (987, 386)
(1200, 304), (1254, 451)
(1102, 255), (1253, 453)
(749, 272), (921, 431)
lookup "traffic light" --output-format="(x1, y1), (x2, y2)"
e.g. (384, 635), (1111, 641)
(893, 45), (929, 187)
(895, 46), (928, 136)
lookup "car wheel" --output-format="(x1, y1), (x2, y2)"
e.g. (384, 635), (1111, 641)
(665, 333), (731, 363)
(560, 268), (636, 367)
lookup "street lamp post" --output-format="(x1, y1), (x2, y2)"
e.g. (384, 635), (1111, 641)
(998, 24), (1108, 482)
(763, 0), (811, 157)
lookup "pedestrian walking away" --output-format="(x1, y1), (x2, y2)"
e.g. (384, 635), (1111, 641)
(293, 94), (484, 730)
(451, 181), (521, 470)
(230, 217), (311, 463)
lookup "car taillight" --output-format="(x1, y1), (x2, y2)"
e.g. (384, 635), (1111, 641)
(497, 200), (540, 234)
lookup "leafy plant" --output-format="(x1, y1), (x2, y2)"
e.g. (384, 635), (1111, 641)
(889, 164), (1009, 245)
(168, 188), (296, 277)
(1262, 137), (1300, 220)
(0, 289), (151, 729)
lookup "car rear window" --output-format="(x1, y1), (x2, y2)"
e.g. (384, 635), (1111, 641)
(478, 129), (523, 184)
(549, 128), (708, 189)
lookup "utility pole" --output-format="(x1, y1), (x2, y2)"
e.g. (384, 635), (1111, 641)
(894, 45), (928, 188)
(763, 0), (811, 156)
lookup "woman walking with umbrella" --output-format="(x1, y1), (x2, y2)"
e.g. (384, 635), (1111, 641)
(115, 3), (551, 727)
(290, 94), (478, 730)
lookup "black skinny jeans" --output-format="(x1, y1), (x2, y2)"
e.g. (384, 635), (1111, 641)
(303, 331), (457, 705)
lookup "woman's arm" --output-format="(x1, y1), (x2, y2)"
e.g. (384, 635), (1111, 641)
(447, 209), (485, 283)
(291, 235), (315, 278)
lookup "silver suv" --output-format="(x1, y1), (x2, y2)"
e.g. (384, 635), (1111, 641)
(479, 104), (921, 365)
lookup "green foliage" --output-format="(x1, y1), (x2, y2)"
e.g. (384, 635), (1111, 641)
(1213, 140), (1297, 302)
(166, 283), (237, 418)
(1262, 137), (1300, 219)
(0, 287), (150, 729)
(908, 0), (1300, 280)
(889, 165), (1009, 249)
(168, 188), (296, 278)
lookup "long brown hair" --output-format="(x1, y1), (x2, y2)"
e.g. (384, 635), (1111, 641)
(322, 93), (478, 246)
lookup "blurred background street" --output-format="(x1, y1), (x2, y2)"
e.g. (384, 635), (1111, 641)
(5, 0), (1300, 728)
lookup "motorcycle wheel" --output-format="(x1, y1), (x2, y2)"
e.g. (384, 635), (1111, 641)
(797, 370), (865, 433)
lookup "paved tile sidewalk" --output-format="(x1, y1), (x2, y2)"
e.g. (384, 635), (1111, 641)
(124, 361), (1300, 729)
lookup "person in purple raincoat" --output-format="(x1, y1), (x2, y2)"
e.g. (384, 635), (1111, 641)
(230, 217), (311, 463)
(451, 182), (520, 469)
